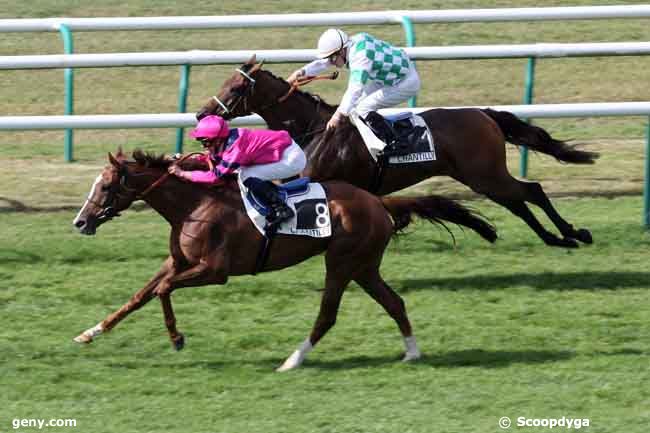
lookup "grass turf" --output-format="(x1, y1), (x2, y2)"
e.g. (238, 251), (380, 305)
(1, 197), (650, 432)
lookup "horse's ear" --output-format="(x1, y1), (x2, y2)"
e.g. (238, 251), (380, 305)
(246, 54), (257, 66)
(249, 59), (265, 74)
(108, 152), (119, 167)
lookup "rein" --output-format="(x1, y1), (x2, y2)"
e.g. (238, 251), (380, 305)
(137, 152), (204, 199)
(278, 71), (339, 103)
(216, 67), (338, 116)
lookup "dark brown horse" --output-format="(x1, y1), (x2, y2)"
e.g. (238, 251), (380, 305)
(196, 56), (599, 249)
(72, 149), (496, 371)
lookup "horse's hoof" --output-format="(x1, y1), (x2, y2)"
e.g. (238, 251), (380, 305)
(402, 350), (422, 362)
(560, 238), (580, 248)
(275, 364), (294, 373)
(73, 334), (92, 344)
(172, 333), (185, 351)
(574, 228), (593, 244)
(276, 349), (305, 372)
(547, 236), (579, 248)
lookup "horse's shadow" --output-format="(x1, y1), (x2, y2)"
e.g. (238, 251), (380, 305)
(300, 349), (575, 371)
(107, 347), (645, 372)
(0, 248), (43, 264)
(136, 349), (573, 372)
(396, 271), (650, 292)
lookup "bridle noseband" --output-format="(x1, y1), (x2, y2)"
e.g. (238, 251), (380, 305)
(89, 153), (204, 224)
(211, 67), (258, 118)
(86, 165), (134, 224)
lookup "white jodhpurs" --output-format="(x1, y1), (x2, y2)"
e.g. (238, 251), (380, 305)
(354, 64), (421, 118)
(239, 140), (306, 182)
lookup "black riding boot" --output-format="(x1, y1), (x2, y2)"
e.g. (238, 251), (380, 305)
(243, 178), (294, 228)
(364, 111), (397, 142)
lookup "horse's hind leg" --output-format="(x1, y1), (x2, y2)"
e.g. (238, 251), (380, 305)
(276, 271), (349, 372)
(73, 256), (174, 344)
(464, 171), (580, 248)
(523, 182), (593, 244)
(487, 194), (579, 248)
(355, 269), (421, 362)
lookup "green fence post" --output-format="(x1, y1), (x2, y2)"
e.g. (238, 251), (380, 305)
(399, 16), (417, 107)
(58, 24), (74, 162)
(175, 64), (191, 154)
(643, 116), (650, 229)
(520, 57), (536, 178)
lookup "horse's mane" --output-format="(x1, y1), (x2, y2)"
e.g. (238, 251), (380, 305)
(132, 150), (170, 168)
(131, 150), (207, 171)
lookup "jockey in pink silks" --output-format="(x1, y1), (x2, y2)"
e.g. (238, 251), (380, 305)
(168, 115), (306, 225)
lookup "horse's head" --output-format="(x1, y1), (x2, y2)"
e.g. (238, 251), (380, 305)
(72, 150), (140, 235)
(196, 54), (269, 121)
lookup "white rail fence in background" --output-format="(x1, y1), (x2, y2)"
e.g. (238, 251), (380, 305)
(2, 42), (650, 69)
(2, 6), (650, 31)
(2, 5), (650, 158)
(2, 102), (649, 227)
(2, 103), (650, 129)
(1, 6), (649, 224)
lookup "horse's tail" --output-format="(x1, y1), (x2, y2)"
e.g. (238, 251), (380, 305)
(481, 108), (599, 164)
(380, 195), (497, 243)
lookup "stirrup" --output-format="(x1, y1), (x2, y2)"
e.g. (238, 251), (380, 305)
(381, 141), (410, 157)
(273, 204), (295, 221)
(264, 205), (294, 231)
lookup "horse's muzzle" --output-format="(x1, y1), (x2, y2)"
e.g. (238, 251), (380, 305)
(196, 109), (208, 121)
(73, 217), (97, 235)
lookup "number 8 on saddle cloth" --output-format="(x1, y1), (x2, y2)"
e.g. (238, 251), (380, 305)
(239, 176), (332, 238)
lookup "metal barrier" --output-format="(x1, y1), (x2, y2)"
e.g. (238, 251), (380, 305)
(2, 42), (650, 160)
(2, 102), (650, 228)
(2, 6), (650, 161)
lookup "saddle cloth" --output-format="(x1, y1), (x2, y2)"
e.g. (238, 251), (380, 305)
(238, 176), (332, 238)
(350, 112), (436, 164)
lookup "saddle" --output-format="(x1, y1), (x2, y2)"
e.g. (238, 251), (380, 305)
(364, 112), (428, 157)
(246, 177), (310, 217)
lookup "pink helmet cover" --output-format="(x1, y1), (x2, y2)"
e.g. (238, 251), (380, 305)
(189, 115), (229, 139)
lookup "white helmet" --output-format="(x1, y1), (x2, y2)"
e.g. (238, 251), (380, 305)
(317, 28), (349, 59)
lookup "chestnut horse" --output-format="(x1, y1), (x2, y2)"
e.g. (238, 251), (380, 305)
(72, 149), (496, 371)
(196, 57), (599, 249)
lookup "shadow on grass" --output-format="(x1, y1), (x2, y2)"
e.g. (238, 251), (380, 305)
(99, 348), (647, 372)
(301, 349), (574, 370)
(396, 271), (650, 292)
(0, 197), (150, 213)
(112, 350), (570, 372)
(0, 248), (43, 264)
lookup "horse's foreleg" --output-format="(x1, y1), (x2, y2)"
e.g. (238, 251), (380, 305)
(73, 257), (174, 344)
(154, 257), (229, 350)
(277, 272), (349, 372)
(159, 292), (184, 351)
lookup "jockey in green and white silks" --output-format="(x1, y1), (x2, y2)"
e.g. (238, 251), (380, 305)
(288, 29), (421, 130)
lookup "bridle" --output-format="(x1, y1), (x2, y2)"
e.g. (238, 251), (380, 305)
(86, 164), (134, 224)
(91, 153), (201, 223)
(210, 64), (264, 118)
(210, 63), (338, 118)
